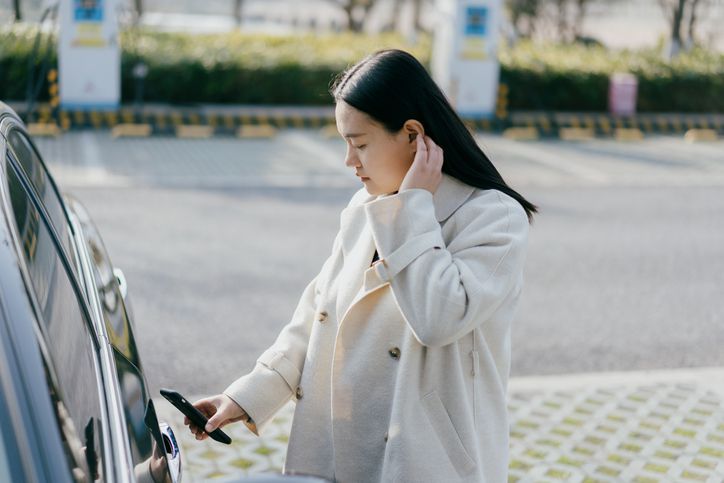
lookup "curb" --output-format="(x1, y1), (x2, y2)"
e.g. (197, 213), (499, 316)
(509, 366), (724, 399)
(10, 102), (724, 141)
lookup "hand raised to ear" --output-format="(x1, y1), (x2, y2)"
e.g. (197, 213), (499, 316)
(399, 134), (443, 195)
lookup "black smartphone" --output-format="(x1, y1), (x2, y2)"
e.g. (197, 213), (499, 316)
(159, 388), (232, 445)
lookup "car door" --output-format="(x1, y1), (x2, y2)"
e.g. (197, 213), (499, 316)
(3, 118), (180, 483)
(4, 157), (108, 480)
(67, 196), (183, 482)
(64, 196), (157, 463)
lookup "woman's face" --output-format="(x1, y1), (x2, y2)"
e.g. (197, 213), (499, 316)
(335, 100), (419, 196)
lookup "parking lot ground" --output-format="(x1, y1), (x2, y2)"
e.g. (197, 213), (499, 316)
(33, 130), (724, 191)
(31, 130), (724, 481)
(154, 366), (724, 482)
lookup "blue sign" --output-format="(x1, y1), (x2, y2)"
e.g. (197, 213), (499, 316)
(74, 0), (103, 22)
(465, 7), (488, 37)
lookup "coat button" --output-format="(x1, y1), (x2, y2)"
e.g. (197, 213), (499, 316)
(317, 311), (328, 323)
(388, 347), (401, 360)
(384, 431), (389, 442)
(295, 386), (304, 400)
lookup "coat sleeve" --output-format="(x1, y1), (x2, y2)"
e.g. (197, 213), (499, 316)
(363, 188), (529, 348)
(223, 190), (360, 435)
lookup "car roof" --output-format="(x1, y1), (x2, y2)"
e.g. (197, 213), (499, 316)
(0, 102), (23, 127)
(0, 115), (18, 281)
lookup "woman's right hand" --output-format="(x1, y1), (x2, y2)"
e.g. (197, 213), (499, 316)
(184, 393), (249, 441)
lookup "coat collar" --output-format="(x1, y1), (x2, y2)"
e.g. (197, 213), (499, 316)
(335, 172), (477, 329)
(354, 172), (477, 222)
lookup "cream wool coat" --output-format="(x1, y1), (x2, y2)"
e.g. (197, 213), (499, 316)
(225, 172), (530, 483)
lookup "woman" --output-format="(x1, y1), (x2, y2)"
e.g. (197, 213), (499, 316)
(185, 49), (537, 482)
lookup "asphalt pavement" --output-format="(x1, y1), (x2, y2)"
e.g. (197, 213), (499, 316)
(32, 129), (724, 482)
(33, 130), (724, 391)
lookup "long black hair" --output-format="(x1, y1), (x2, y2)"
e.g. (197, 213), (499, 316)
(330, 48), (538, 223)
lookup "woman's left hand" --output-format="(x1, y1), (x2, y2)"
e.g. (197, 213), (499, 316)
(399, 134), (443, 195)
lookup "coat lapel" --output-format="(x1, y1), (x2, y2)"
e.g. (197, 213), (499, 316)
(335, 173), (476, 325)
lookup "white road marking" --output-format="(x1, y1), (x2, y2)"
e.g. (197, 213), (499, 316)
(480, 136), (611, 184)
(280, 131), (348, 173)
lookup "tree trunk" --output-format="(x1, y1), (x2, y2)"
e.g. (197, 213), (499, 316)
(343, 3), (357, 31)
(412, 0), (424, 32)
(572, 0), (589, 40)
(337, 0), (378, 32)
(671, 0), (686, 46)
(382, 0), (403, 32)
(686, 0), (702, 49)
(555, 0), (569, 43)
(234, 0), (244, 25)
(509, 0), (541, 39)
(13, 0), (22, 22)
(659, 0), (687, 57)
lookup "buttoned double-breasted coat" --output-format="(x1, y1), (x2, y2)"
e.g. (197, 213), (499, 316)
(224, 172), (530, 482)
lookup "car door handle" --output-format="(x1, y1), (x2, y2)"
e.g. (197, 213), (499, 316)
(113, 267), (128, 300)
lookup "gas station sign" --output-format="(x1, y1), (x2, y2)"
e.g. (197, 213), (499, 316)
(59, 0), (120, 109)
(431, 0), (502, 118)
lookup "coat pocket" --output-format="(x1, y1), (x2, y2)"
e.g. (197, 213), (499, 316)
(421, 390), (476, 477)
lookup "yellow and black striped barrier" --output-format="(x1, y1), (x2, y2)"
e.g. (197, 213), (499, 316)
(22, 105), (333, 129)
(13, 103), (724, 141)
(508, 112), (723, 139)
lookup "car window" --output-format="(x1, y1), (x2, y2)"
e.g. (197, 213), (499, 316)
(0, 404), (17, 483)
(5, 127), (76, 271)
(66, 198), (142, 367)
(6, 163), (107, 481)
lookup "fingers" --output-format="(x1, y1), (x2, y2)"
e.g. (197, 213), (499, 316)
(412, 134), (427, 166)
(205, 395), (246, 431)
(205, 411), (224, 433)
(183, 396), (222, 441)
(416, 133), (427, 153)
(187, 421), (209, 440)
(400, 134), (443, 194)
(417, 135), (443, 166)
(184, 394), (250, 442)
(422, 136), (443, 169)
(194, 400), (218, 419)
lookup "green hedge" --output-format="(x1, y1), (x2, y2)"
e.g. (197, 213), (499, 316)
(0, 25), (431, 105)
(499, 41), (724, 112)
(2, 24), (723, 112)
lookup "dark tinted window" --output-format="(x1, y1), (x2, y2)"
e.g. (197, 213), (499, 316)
(6, 128), (75, 269)
(114, 351), (153, 465)
(6, 164), (106, 480)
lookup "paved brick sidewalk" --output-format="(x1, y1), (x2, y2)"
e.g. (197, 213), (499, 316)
(154, 367), (724, 482)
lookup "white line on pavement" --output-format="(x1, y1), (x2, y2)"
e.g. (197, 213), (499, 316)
(73, 131), (134, 186)
(280, 131), (347, 173)
(480, 136), (612, 184)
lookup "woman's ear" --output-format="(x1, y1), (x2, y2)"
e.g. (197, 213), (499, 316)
(403, 120), (424, 144)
